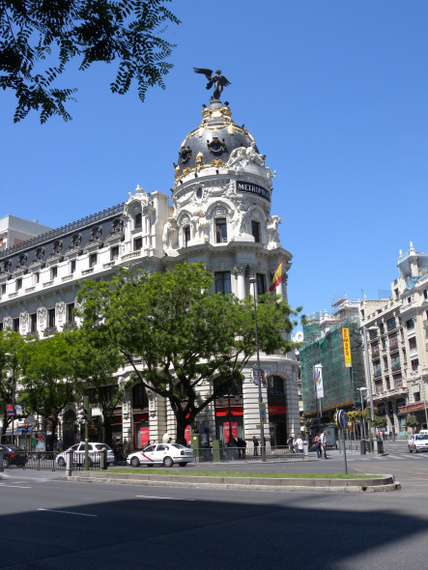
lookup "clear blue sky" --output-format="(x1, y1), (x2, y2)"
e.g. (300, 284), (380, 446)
(1, 1), (427, 325)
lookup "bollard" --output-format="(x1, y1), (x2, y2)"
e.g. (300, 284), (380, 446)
(65, 450), (73, 477)
(100, 449), (107, 470)
(0, 449), (4, 474)
(360, 439), (366, 455)
(303, 441), (309, 457)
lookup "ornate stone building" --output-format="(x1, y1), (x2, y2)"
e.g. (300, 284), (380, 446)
(0, 90), (300, 451)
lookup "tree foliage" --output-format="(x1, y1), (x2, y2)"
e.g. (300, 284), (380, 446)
(0, 0), (180, 122)
(77, 262), (300, 444)
(19, 331), (82, 449)
(0, 330), (25, 440)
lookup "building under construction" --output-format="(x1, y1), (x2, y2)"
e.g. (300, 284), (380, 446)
(300, 297), (366, 420)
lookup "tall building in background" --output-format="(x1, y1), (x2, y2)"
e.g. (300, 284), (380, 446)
(360, 243), (428, 437)
(300, 297), (366, 422)
(0, 215), (52, 251)
(0, 89), (300, 451)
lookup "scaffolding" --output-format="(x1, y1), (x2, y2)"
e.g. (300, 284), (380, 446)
(300, 313), (365, 418)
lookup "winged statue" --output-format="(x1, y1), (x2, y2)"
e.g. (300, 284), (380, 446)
(193, 67), (231, 100)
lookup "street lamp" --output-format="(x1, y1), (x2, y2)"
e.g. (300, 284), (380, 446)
(249, 276), (266, 461)
(4, 353), (16, 447)
(362, 325), (378, 453)
(357, 387), (368, 440)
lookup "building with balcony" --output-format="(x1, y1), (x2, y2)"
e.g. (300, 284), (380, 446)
(360, 243), (428, 437)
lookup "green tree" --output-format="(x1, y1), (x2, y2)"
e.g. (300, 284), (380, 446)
(0, 0), (180, 123)
(0, 330), (26, 441)
(20, 332), (81, 450)
(70, 328), (128, 448)
(405, 414), (419, 432)
(77, 263), (300, 445)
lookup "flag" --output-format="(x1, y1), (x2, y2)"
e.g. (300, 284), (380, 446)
(269, 259), (283, 292)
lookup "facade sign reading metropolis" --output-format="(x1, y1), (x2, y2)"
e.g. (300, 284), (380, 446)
(236, 181), (270, 201)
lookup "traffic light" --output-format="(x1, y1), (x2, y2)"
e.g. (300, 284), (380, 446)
(83, 396), (91, 422)
(76, 398), (85, 424)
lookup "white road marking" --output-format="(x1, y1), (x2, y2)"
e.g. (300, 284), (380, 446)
(136, 495), (196, 501)
(37, 508), (97, 517)
(0, 483), (32, 488)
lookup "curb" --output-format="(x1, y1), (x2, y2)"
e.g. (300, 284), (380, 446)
(66, 472), (400, 493)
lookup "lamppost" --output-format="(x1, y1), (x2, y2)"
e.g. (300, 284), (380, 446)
(4, 353), (17, 447)
(357, 387), (368, 441)
(249, 276), (266, 461)
(362, 325), (377, 453)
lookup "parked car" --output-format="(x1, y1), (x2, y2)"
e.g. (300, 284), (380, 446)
(126, 443), (195, 468)
(56, 442), (115, 467)
(0, 444), (28, 467)
(408, 434), (428, 453)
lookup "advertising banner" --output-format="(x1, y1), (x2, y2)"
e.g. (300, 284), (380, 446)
(342, 327), (352, 368)
(314, 364), (324, 398)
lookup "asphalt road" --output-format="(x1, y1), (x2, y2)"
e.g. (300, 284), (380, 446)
(1, 439), (428, 570)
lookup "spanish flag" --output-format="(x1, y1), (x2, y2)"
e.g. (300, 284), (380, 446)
(269, 259), (283, 292)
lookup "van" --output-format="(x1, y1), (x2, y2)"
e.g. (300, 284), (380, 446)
(419, 430), (428, 435)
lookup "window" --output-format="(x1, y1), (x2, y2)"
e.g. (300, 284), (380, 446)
(215, 271), (231, 294)
(268, 376), (284, 395)
(89, 253), (97, 267)
(70, 260), (76, 274)
(371, 343), (380, 357)
(215, 218), (227, 243)
(424, 289), (428, 300)
(135, 213), (142, 228)
(251, 221), (261, 243)
(379, 323), (384, 335)
(67, 303), (75, 324)
(30, 313), (37, 333)
(13, 318), (19, 332)
(16, 278), (22, 291)
(391, 353), (400, 371)
(111, 246), (119, 261)
(256, 273), (266, 295)
(411, 359), (419, 372)
(387, 317), (396, 331)
(134, 237), (142, 251)
(409, 337), (417, 351)
(51, 266), (57, 280)
(48, 308), (55, 328)
(33, 272), (40, 285)
(383, 356), (388, 370)
(389, 333), (398, 350)
(406, 319), (415, 330)
(414, 390), (421, 402)
(373, 360), (382, 377)
(375, 381), (382, 394)
(183, 226), (191, 247)
(394, 288), (399, 299)
(385, 376), (390, 390)
(1, 284), (5, 295)
(369, 328), (378, 340)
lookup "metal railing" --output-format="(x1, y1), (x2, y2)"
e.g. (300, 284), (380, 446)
(192, 445), (307, 463)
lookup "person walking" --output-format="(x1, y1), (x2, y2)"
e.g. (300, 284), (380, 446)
(320, 429), (328, 459)
(295, 435), (304, 454)
(252, 436), (259, 456)
(288, 434), (294, 454)
(314, 434), (322, 458)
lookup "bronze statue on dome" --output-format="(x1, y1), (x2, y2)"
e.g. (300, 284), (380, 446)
(193, 67), (231, 100)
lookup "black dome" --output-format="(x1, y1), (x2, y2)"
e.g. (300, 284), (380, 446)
(175, 100), (258, 174)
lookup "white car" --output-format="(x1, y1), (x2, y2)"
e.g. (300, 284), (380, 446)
(408, 434), (428, 453)
(56, 442), (115, 467)
(126, 443), (195, 468)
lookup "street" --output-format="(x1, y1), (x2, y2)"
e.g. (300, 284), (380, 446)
(1, 439), (428, 569)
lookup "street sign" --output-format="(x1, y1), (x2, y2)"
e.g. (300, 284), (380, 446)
(336, 409), (348, 431)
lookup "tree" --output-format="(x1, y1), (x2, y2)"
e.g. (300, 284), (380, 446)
(77, 263), (300, 445)
(0, 330), (26, 441)
(0, 0), (180, 123)
(405, 414), (419, 433)
(20, 331), (81, 450)
(70, 328), (129, 448)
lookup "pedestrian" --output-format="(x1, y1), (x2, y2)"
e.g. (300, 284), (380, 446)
(314, 434), (322, 458)
(320, 429), (328, 459)
(288, 434), (294, 454)
(252, 436), (259, 456)
(295, 435), (304, 453)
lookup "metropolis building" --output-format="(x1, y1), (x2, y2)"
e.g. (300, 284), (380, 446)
(0, 85), (300, 452)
